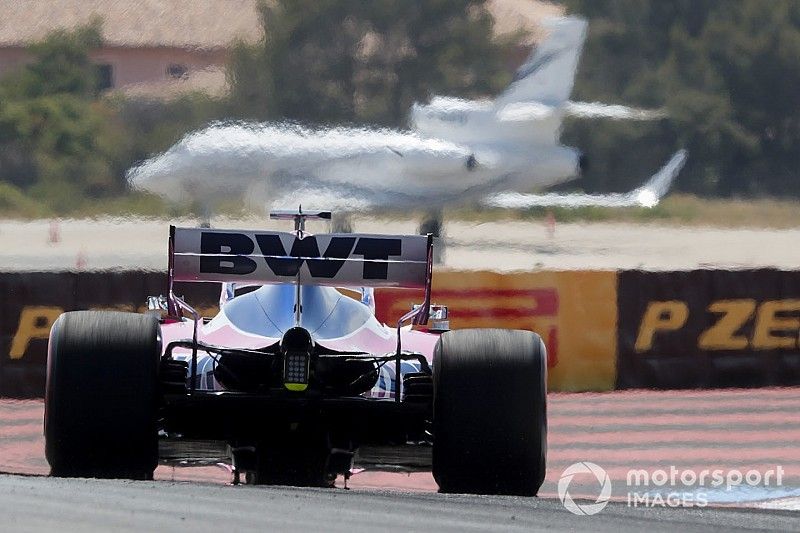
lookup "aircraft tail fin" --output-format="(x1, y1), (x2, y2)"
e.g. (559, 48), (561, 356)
(495, 16), (587, 107)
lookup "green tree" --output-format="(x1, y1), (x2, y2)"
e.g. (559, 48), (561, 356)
(0, 20), (134, 212)
(228, 0), (515, 126)
(4, 17), (104, 99)
(563, 0), (800, 197)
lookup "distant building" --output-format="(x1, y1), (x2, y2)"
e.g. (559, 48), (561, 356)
(0, 0), (562, 99)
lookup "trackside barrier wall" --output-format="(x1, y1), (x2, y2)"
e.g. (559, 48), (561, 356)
(0, 272), (217, 398)
(617, 269), (800, 388)
(375, 270), (618, 392)
(2, 269), (799, 397)
(0, 270), (617, 397)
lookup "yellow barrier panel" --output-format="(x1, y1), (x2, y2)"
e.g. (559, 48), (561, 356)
(376, 270), (618, 392)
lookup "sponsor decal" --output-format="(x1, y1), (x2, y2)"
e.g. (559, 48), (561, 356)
(6, 303), (221, 363)
(9, 306), (62, 360)
(376, 287), (560, 368)
(0, 271), (221, 397)
(199, 232), (402, 280)
(621, 271), (800, 356)
(617, 270), (800, 388)
(375, 270), (619, 391)
(173, 228), (428, 287)
(634, 299), (800, 352)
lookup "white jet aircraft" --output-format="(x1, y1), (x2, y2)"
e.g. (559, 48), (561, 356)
(128, 16), (686, 216)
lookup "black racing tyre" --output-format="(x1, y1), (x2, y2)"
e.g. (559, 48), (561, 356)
(45, 311), (161, 479)
(432, 328), (547, 496)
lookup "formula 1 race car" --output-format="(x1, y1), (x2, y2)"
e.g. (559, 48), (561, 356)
(44, 210), (547, 495)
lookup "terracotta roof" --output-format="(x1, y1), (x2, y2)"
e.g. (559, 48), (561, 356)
(488, 0), (565, 45)
(0, 0), (264, 50)
(0, 0), (560, 50)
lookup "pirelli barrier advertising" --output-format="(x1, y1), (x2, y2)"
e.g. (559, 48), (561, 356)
(617, 269), (800, 389)
(1, 269), (798, 397)
(0, 272), (218, 398)
(0, 270), (617, 397)
(376, 271), (618, 392)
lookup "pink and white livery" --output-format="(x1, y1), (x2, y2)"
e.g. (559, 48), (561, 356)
(44, 210), (548, 495)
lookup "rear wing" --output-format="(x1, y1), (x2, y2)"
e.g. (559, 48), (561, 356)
(167, 225), (433, 324)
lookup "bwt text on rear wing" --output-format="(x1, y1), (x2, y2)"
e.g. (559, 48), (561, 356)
(167, 225), (433, 325)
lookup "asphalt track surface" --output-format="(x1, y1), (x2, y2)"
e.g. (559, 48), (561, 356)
(2, 388), (799, 531)
(0, 474), (797, 533)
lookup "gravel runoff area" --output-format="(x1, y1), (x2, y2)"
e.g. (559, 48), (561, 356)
(0, 216), (798, 271)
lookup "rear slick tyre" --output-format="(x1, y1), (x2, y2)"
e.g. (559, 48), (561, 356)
(45, 311), (161, 479)
(432, 328), (547, 496)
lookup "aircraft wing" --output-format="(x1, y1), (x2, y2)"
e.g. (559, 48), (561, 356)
(482, 150), (687, 209)
(565, 101), (667, 121)
(494, 100), (666, 122)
